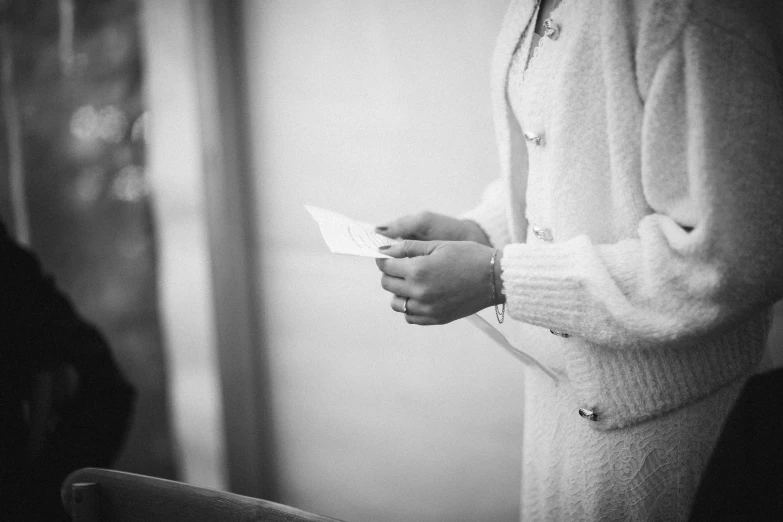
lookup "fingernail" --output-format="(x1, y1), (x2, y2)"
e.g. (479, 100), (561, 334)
(379, 245), (391, 250)
(375, 226), (388, 232)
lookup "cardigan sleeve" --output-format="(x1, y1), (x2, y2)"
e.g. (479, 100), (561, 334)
(500, 16), (783, 349)
(460, 177), (514, 249)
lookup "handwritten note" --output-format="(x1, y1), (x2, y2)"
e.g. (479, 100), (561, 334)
(305, 205), (400, 258)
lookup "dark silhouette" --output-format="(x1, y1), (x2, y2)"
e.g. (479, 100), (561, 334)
(0, 220), (135, 521)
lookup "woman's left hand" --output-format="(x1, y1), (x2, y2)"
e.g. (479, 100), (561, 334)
(376, 240), (499, 325)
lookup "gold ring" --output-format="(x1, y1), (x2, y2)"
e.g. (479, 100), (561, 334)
(402, 297), (409, 315)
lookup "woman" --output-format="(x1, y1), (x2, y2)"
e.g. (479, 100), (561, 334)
(375, 0), (783, 519)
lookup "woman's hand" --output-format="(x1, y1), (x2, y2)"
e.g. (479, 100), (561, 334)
(376, 211), (491, 246)
(376, 239), (502, 325)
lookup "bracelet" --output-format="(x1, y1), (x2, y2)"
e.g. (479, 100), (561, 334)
(490, 248), (505, 323)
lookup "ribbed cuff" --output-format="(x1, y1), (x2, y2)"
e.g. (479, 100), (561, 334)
(501, 237), (660, 345)
(501, 239), (589, 333)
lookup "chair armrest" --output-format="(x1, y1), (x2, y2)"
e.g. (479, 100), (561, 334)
(62, 467), (344, 522)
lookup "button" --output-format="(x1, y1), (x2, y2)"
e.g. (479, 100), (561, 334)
(524, 132), (543, 146)
(550, 329), (570, 338)
(532, 226), (553, 242)
(578, 408), (598, 421)
(543, 18), (559, 40)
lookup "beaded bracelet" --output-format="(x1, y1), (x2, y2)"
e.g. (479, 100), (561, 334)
(490, 248), (505, 323)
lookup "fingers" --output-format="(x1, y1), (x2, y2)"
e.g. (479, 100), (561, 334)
(390, 294), (408, 313)
(376, 257), (408, 277)
(375, 214), (422, 239)
(380, 274), (406, 295)
(376, 239), (438, 278)
(403, 313), (437, 326)
(375, 236), (449, 327)
(389, 295), (437, 325)
(379, 239), (438, 259)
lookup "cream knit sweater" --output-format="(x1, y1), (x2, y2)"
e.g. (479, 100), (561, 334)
(464, 0), (783, 430)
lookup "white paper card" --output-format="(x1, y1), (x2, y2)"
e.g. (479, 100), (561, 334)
(305, 205), (401, 258)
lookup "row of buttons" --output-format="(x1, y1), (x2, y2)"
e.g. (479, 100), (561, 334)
(528, 13), (594, 421)
(527, 15), (569, 341)
(522, 18), (560, 146)
(525, 12), (596, 422)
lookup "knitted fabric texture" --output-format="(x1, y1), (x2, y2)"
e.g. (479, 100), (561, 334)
(463, 0), (783, 430)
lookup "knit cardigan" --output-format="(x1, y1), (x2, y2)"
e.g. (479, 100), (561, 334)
(464, 0), (783, 430)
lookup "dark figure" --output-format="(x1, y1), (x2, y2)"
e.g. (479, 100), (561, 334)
(0, 221), (135, 521)
(689, 367), (783, 522)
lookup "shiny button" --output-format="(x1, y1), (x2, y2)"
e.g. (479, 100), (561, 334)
(550, 329), (570, 338)
(524, 132), (543, 146)
(543, 18), (560, 40)
(578, 408), (598, 421)
(532, 226), (553, 242)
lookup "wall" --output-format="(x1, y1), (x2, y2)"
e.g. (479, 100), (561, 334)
(241, 1), (524, 521)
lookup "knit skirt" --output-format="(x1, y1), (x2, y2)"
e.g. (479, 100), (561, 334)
(519, 364), (744, 521)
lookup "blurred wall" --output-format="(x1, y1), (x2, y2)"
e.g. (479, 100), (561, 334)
(240, 1), (525, 521)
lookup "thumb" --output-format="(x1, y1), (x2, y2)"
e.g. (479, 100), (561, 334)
(375, 215), (418, 239)
(380, 239), (439, 258)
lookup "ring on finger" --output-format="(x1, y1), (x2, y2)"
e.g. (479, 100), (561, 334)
(402, 297), (409, 315)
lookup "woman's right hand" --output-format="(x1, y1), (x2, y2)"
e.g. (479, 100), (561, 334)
(375, 211), (491, 246)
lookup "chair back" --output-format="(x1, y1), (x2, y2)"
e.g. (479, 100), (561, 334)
(62, 467), (344, 522)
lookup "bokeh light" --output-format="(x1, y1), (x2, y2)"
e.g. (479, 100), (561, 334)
(69, 104), (128, 143)
(112, 164), (147, 202)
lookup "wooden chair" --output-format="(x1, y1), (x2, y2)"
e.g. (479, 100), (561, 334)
(61, 468), (344, 522)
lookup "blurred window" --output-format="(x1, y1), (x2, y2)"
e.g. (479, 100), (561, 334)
(0, 0), (176, 479)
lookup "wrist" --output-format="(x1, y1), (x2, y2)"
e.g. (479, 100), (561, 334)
(493, 248), (506, 305)
(489, 247), (506, 323)
(462, 219), (492, 246)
